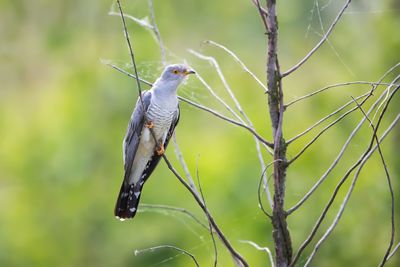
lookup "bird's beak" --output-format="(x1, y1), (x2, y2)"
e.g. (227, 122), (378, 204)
(183, 69), (196, 76)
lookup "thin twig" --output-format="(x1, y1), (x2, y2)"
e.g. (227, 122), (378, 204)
(252, 0), (269, 33)
(172, 133), (198, 193)
(189, 48), (273, 204)
(291, 87), (399, 266)
(162, 155), (249, 267)
(258, 160), (282, 218)
(282, 0), (352, 77)
(109, 11), (154, 30)
(287, 91), (369, 145)
(148, 0), (167, 65)
(178, 96), (273, 149)
(350, 98), (396, 267)
(387, 242), (400, 261)
(196, 162), (218, 267)
(139, 203), (209, 230)
(285, 81), (397, 109)
(240, 240), (275, 267)
(103, 61), (153, 86)
(287, 98), (367, 165)
(134, 245), (200, 267)
(204, 40), (268, 93)
(287, 67), (400, 214)
(185, 55), (245, 124)
(302, 90), (399, 267)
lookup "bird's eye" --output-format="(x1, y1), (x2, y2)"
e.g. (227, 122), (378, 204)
(173, 70), (179, 74)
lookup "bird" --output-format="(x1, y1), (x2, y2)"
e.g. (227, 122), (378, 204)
(114, 64), (195, 220)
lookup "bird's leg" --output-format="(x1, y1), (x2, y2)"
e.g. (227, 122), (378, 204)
(156, 142), (165, 156)
(145, 120), (154, 129)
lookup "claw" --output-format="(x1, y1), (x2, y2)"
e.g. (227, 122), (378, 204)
(145, 121), (154, 129)
(156, 144), (165, 156)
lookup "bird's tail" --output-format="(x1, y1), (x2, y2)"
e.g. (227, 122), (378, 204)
(114, 182), (142, 220)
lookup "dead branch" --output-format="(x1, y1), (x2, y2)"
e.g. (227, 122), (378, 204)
(291, 86), (399, 266)
(134, 245), (200, 267)
(282, 0), (352, 77)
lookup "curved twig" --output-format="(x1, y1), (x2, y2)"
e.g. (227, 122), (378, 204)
(291, 87), (399, 266)
(134, 245), (200, 267)
(140, 204), (209, 230)
(282, 0), (352, 77)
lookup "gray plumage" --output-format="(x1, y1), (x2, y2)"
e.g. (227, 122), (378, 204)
(115, 64), (194, 220)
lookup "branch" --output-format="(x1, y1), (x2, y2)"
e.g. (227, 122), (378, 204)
(287, 73), (400, 213)
(102, 61), (153, 86)
(291, 86), (399, 266)
(304, 114), (399, 266)
(178, 96), (274, 149)
(162, 155), (249, 267)
(287, 96), (367, 165)
(134, 245), (200, 267)
(285, 81), (398, 109)
(195, 163), (218, 267)
(282, 0), (352, 77)
(139, 203), (209, 230)
(204, 40), (268, 93)
(387, 242), (400, 261)
(188, 47), (274, 204)
(148, 0), (167, 65)
(240, 240), (275, 267)
(286, 91), (369, 145)
(302, 89), (399, 267)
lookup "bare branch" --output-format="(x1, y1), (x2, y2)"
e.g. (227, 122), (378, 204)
(139, 203), (209, 230)
(285, 81), (398, 109)
(161, 155), (249, 267)
(302, 89), (399, 267)
(134, 245), (200, 267)
(240, 240), (275, 267)
(304, 116), (399, 266)
(103, 61), (153, 86)
(252, 0), (269, 33)
(291, 87), (399, 266)
(189, 47), (273, 204)
(258, 160), (282, 218)
(148, 0), (167, 65)
(186, 57), (245, 123)
(282, 0), (352, 77)
(387, 242), (400, 261)
(195, 163), (218, 267)
(351, 97), (395, 267)
(287, 73), (400, 213)
(287, 91), (369, 145)
(172, 133), (199, 194)
(109, 11), (154, 30)
(115, 0), (145, 111)
(204, 40), (268, 93)
(287, 98), (366, 165)
(178, 96), (274, 149)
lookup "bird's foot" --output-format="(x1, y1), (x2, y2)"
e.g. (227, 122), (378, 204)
(156, 144), (165, 156)
(145, 121), (154, 129)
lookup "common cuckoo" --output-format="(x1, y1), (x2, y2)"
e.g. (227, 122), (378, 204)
(115, 64), (195, 220)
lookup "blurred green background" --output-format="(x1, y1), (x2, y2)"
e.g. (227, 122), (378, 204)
(0, 0), (399, 266)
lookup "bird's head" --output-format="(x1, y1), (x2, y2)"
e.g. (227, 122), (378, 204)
(160, 64), (195, 83)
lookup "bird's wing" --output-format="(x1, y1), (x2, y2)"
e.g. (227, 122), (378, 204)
(115, 104), (179, 219)
(123, 91), (152, 182)
(137, 105), (180, 186)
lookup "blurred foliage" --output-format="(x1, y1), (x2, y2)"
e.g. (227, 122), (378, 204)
(0, 0), (399, 266)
